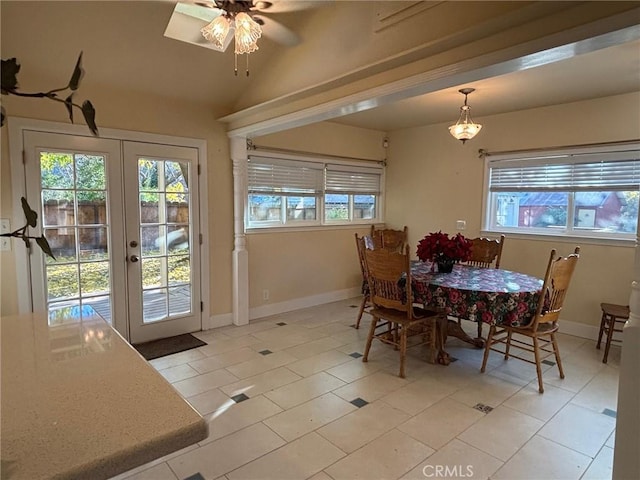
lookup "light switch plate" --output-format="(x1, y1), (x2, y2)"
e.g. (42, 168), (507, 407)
(456, 220), (466, 230)
(0, 219), (10, 251)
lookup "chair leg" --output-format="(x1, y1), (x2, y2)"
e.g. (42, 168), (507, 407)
(477, 320), (483, 339)
(551, 333), (564, 379)
(399, 325), (408, 378)
(480, 325), (495, 373)
(504, 330), (513, 360)
(596, 312), (607, 349)
(603, 317), (614, 364)
(533, 336), (544, 393)
(362, 315), (379, 363)
(355, 294), (368, 329)
(393, 324), (400, 350)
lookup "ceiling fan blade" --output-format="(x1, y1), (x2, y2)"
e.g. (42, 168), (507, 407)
(254, 15), (300, 46)
(254, 0), (331, 13)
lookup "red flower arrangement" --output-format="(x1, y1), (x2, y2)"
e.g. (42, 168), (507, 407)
(416, 231), (473, 265)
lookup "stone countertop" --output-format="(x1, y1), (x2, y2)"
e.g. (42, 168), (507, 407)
(1, 307), (207, 480)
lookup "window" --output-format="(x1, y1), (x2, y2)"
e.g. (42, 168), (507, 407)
(247, 154), (382, 228)
(324, 165), (380, 223)
(484, 142), (640, 239)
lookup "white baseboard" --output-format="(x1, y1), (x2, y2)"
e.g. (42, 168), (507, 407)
(559, 319), (600, 341)
(204, 312), (233, 330)
(205, 293), (599, 341)
(203, 287), (361, 331)
(250, 287), (361, 321)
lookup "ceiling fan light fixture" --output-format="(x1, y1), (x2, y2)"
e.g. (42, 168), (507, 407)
(234, 12), (262, 55)
(449, 88), (482, 144)
(201, 15), (231, 50)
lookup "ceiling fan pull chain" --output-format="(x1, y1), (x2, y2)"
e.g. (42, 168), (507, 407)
(234, 53), (238, 76)
(246, 55), (250, 76)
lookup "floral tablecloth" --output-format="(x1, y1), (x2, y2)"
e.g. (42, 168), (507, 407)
(411, 261), (543, 326)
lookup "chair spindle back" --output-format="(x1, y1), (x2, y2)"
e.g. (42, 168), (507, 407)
(466, 235), (505, 269)
(370, 226), (408, 252)
(531, 247), (580, 330)
(364, 245), (412, 318)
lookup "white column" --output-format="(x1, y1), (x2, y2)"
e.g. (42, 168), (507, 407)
(613, 238), (640, 477)
(230, 136), (249, 326)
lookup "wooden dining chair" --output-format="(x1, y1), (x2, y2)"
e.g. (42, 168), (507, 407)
(354, 233), (372, 329)
(466, 234), (505, 269)
(480, 246), (580, 393)
(370, 225), (408, 252)
(362, 245), (445, 378)
(460, 234), (506, 338)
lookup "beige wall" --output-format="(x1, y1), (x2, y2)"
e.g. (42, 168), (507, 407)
(385, 91), (640, 329)
(0, 87), (235, 318)
(248, 122), (385, 309)
(254, 122), (386, 161)
(1, 127), (18, 315)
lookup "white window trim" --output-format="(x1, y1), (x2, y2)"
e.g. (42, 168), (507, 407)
(246, 149), (385, 231)
(482, 141), (640, 243)
(7, 117), (210, 325)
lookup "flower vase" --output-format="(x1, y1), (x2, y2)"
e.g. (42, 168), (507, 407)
(437, 258), (455, 273)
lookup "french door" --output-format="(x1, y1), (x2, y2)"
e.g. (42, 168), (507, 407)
(24, 131), (201, 343)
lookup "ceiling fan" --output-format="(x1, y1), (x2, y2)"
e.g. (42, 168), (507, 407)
(164, 1), (322, 75)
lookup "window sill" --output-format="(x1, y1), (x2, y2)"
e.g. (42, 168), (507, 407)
(247, 222), (376, 234)
(481, 229), (636, 248)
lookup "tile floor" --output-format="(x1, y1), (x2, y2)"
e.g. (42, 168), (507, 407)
(112, 298), (620, 480)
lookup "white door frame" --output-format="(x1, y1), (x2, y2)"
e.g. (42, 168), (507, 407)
(7, 117), (210, 340)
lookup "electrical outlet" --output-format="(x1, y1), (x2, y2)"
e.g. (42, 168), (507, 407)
(262, 289), (269, 301)
(0, 219), (10, 252)
(456, 220), (466, 230)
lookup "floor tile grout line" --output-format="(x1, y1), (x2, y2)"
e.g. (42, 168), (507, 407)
(132, 298), (617, 480)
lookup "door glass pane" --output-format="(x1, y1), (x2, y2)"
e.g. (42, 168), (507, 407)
(47, 263), (79, 300)
(44, 227), (77, 264)
(143, 288), (168, 322)
(168, 255), (190, 285)
(41, 152), (74, 189)
(139, 158), (192, 322)
(167, 226), (189, 253)
(76, 154), (106, 190)
(78, 227), (108, 261)
(169, 286), (191, 316)
(141, 225), (165, 256)
(141, 193), (163, 224)
(78, 192), (106, 225)
(39, 150), (113, 323)
(142, 257), (163, 288)
(80, 261), (110, 295)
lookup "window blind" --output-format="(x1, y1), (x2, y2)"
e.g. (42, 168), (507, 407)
(489, 149), (640, 192)
(325, 164), (381, 194)
(248, 157), (323, 194)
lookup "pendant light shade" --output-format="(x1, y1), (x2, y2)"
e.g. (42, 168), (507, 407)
(449, 88), (482, 144)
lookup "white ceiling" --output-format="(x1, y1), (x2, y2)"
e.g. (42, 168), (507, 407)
(329, 39), (640, 132)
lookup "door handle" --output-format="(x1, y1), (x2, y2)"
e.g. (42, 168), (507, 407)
(129, 255), (140, 263)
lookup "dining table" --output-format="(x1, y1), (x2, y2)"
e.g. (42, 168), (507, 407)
(410, 261), (544, 354)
